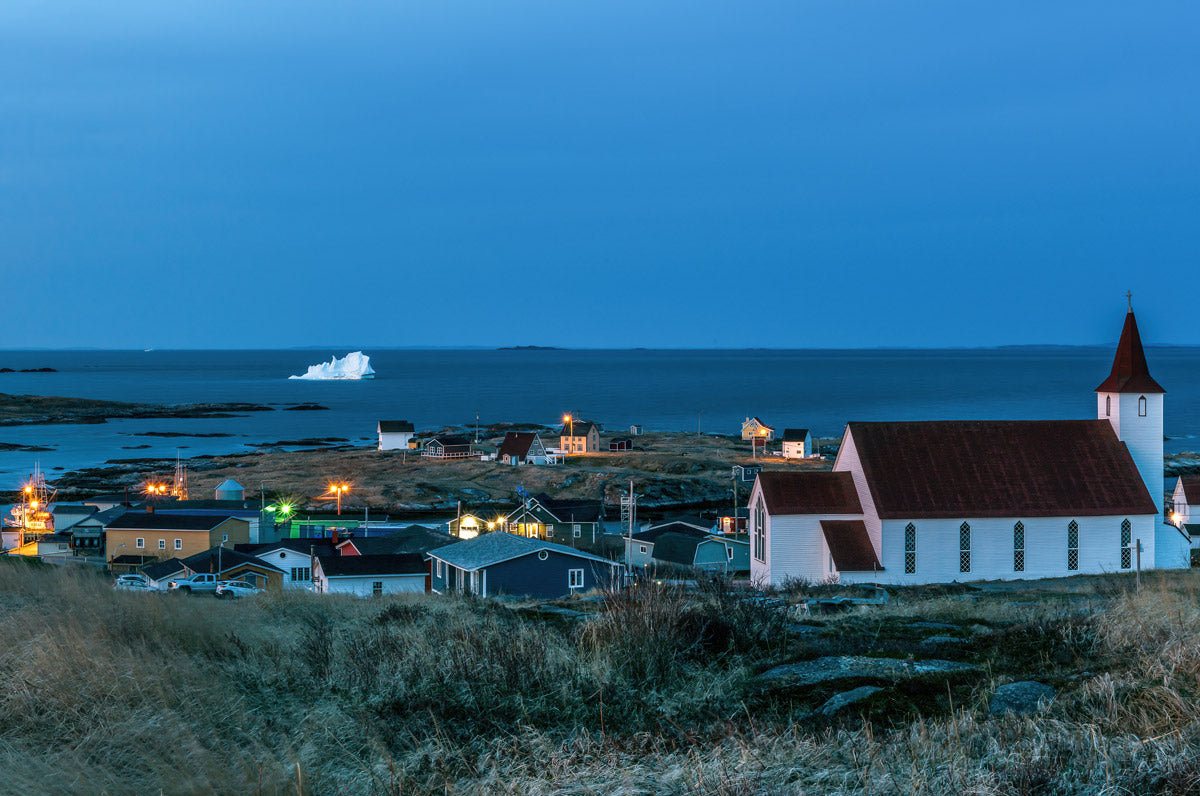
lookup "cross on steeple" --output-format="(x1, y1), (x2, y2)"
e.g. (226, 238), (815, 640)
(1127, 290), (1133, 312)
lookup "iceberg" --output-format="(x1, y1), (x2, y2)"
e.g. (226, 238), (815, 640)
(289, 351), (376, 380)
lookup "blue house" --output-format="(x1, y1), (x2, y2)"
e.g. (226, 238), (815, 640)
(427, 532), (622, 599)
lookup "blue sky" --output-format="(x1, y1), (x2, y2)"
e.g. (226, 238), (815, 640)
(2, 1), (1196, 349)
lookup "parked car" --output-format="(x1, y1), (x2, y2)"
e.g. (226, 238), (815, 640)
(115, 573), (148, 586)
(215, 580), (262, 599)
(114, 579), (152, 592)
(167, 573), (220, 594)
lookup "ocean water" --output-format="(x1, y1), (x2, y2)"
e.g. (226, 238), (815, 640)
(1, 347), (1198, 489)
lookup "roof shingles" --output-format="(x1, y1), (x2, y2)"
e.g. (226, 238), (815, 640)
(847, 420), (1157, 519)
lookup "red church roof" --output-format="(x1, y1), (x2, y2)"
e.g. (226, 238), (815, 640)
(757, 471), (863, 515)
(1095, 310), (1165, 394)
(847, 420), (1157, 520)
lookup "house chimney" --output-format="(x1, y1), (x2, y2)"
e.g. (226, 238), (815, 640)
(331, 528), (340, 547)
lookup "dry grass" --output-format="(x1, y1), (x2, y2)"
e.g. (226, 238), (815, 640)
(2, 561), (1200, 794)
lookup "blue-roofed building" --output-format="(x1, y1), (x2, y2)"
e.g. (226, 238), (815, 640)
(428, 532), (622, 599)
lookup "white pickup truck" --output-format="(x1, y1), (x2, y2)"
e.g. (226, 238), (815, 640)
(167, 573), (220, 594)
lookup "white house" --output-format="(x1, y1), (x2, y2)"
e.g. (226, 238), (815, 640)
(781, 428), (813, 459)
(241, 539), (341, 589)
(313, 553), (427, 596)
(378, 421), (416, 451)
(750, 307), (1191, 586)
(1169, 477), (1200, 550)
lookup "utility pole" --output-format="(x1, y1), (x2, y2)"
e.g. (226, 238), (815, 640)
(624, 480), (636, 581)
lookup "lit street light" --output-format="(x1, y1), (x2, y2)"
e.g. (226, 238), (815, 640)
(327, 483), (350, 516)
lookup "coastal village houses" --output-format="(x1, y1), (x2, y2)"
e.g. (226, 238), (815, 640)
(781, 428), (813, 459)
(498, 431), (550, 465)
(429, 532), (622, 599)
(106, 513), (250, 567)
(742, 417), (775, 441)
(559, 420), (600, 454)
(749, 308), (1192, 586)
(422, 436), (475, 459)
(378, 420), (416, 451)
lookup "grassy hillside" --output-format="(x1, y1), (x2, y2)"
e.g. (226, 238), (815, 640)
(2, 562), (1199, 794)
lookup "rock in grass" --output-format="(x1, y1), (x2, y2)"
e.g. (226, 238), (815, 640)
(820, 686), (884, 716)
(756, 656), (978, 688)
(989, 681), (1055, 715)
(921, 635), (967, 647)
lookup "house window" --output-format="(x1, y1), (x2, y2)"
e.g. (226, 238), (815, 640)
(904, 523), (916, 574)
(158, 539), (166, 550)
(959, 522), (971, 573)
(546, 525), (554, 538)
(1120, 519), (1132, 569)
(372, 581), (383, 597)
(290, 567), (311, 582)
(174, 539), (182, 550)
(727, 546), (734, 561)
(1013, 522), (1025, 572)
(222, 534), (229, 542)
(136, 538), (145, 549)
(1138, 396), (1147, 417)
(638, 544), (647, 554)
(436, 560), (443, 579)
(573, 524), (581, 538)
(568, 569), (584, 589)
(1068, 520), (1079, 571)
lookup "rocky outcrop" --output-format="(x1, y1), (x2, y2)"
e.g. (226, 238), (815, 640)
(756, 656), (978, 689)
(819, 686), (884, 716)
(989, 681), (1055, 715)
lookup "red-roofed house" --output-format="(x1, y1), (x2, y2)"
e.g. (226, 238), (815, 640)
(749, 307), (1191, 586)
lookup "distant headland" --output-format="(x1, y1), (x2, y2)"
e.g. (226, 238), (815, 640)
(496, 345), (567, 351)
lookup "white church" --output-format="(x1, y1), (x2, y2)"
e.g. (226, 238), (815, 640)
(749, 307), (1192, 586)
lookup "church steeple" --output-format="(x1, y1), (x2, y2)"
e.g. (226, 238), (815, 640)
(1095, 304), (1165, 394)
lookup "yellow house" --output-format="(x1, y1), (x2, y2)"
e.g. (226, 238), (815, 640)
(741, 417), (775, 441)
(559, 421), (600, 454)
(106, 513), (251, 565)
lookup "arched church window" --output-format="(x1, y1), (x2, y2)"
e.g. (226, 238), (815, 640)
(1105, 396), (1111, 417)
(959, 522), (971, 573)
(1067, 521), (1079, 571)
(1120, 519), (1132, 569)
(1013, 522), (1025, 572)
(1138, 396), (1147, 417)
(904, 523), (916, 574)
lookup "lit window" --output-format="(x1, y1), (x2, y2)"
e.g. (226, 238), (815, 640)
(904, 523), (916, 574)
(959, 523), (971, 573)
(1068, 521), (1079, 571)
(568, 569), (584, 589)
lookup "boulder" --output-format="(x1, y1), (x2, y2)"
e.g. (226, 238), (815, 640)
(989, 681), (1055, 716)
(820, 686), (884, 716)
(756, 656), (978, 689)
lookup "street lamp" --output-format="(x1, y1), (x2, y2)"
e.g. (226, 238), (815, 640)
(327, 483), (349, 516)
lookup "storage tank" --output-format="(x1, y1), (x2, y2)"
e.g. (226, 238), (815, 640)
(214, 478), (245, 501)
